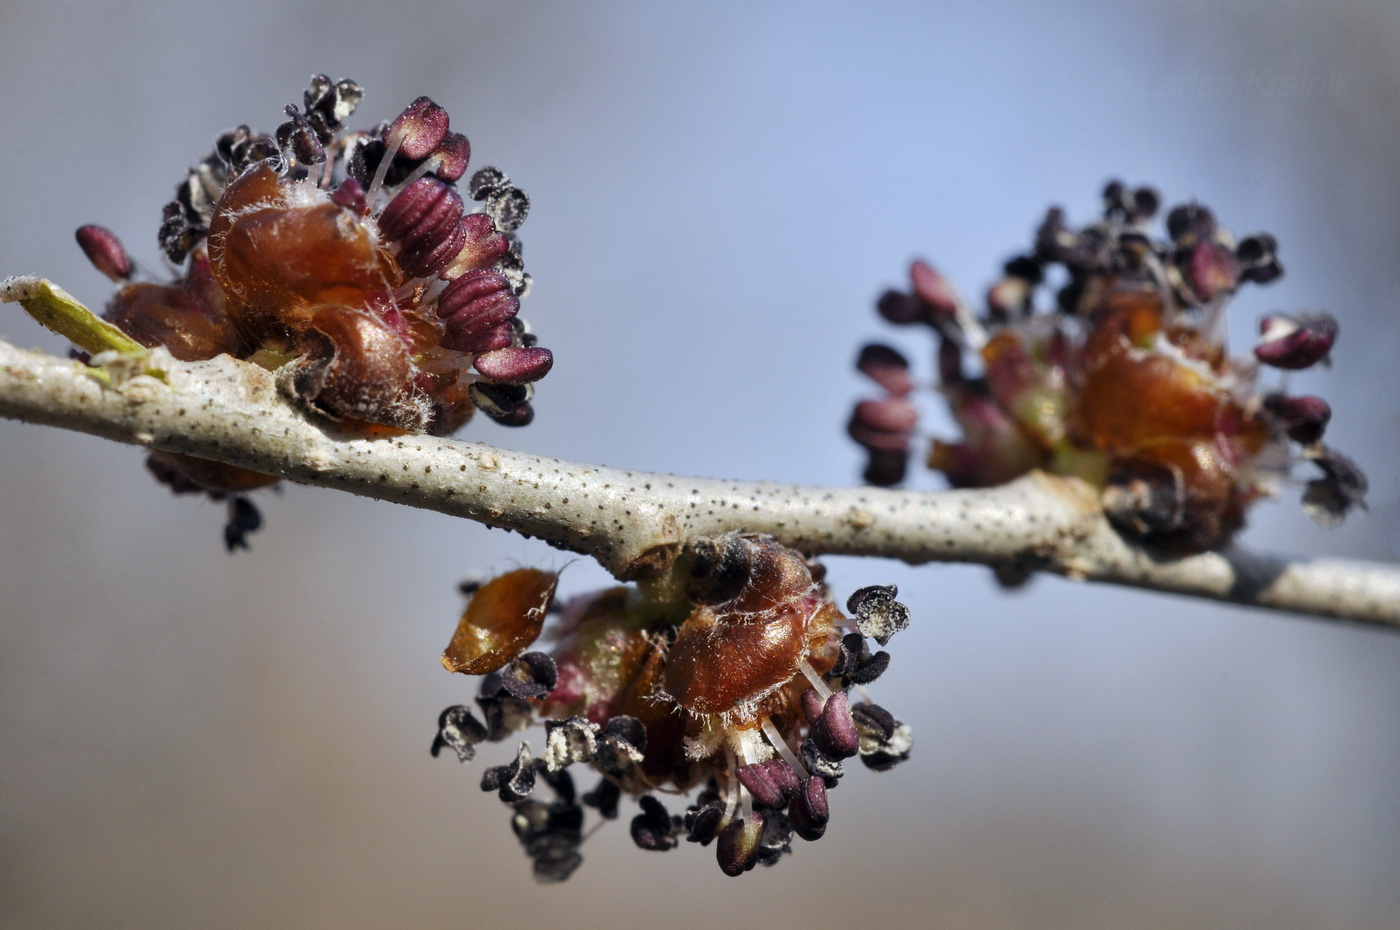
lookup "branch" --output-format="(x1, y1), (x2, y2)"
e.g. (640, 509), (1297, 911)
(2, 336), (1397, 627)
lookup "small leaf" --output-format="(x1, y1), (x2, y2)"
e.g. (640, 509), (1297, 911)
(1, 276), (146, 358)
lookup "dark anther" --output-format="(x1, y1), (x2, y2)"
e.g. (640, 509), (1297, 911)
(788, 776), (830, 842)
(852, 702), (913, 771)
(684, 534), (756, 606)
(862, 448), (909, 487)
(581, 777), (622, 820)
(485, 186), (530, 232)
(812, 691), (861, 760)
(223, 496), (262, 552)
(757, 810), (794, 867)
(475, 677), (534, 742)
(501, 651), (558, 699)
(716, 814), (765, 876)
(543, 716), (598, 772)
(832, 631), (890, 686)
(75, 225), (133, 282)
(497, 246), (530, 295)
(467, 166), (510, 201)
(846, 584), (911, 646)
(737, 759), (800, 810)
(684, 803), (724, 845)
(512, 799), (584, 883)
(215, 126), (280, 175)
(431, 704), (488, 763)
(1263, 393), (1331, 446)
(630, 795), (678, 852)
(1236, 232), (1283, 284)
(469, 380), (530, 422)
(800, 738), (843, 782)
(302, 75), (363, 140)
(480, 742), (536, 803)
(276, 105), (325, 166)
(1301, 445), (1369, 529)
(594, 715), (646, 776)
(537, 764), (576, 804)
(158, 200), (203, 265)
(1165, 202), (1217, 246)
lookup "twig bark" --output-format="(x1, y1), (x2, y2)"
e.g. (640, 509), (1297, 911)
(2, 337), (1396, 626)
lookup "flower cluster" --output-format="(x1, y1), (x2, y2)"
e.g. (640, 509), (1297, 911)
(432, 534), (913, 881)
(851, 182), (1367, 552)
(72, 76), (547, 548)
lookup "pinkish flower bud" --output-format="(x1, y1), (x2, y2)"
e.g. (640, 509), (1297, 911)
(329, 178), (368, 215)
(855, 343), (913, 396)
(909, 260), (960, 318)
(75, 225), (133, 281)
(384, 96), (450, 161)
(473, 346), (554, 384)
(1255, 313), (1337, 370)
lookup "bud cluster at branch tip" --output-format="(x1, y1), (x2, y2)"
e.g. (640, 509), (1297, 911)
(853, 181), (1366, 552)
(432, 535), (914, 881)
(69, 76), (549, 548)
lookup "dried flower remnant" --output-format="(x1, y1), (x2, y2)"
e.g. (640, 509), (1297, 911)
(431, 534), (914, 880)
(854, 182), (1367, 551)
(69, 76), (549, 547)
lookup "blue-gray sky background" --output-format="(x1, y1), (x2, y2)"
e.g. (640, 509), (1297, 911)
(1, 2), (1398, 927)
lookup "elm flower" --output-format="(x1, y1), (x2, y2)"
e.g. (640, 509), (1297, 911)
(70, 76), (550, 547)
(853, 181), (1366, 552)
(432, 535), (913, 880)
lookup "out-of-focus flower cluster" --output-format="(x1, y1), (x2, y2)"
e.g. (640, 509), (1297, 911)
(72, 76), (548, 548)
(432, 534), (913, 881)
(851, 182), (1366, 552)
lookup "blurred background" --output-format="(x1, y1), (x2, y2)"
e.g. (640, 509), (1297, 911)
(2, 1), (1398, 927)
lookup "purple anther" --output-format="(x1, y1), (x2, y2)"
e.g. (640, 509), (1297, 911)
(75, 225), (133, 281)
(473, 346), (554, 385)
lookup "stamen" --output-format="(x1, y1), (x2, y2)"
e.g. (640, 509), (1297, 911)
(759, 715), (807, 776)
(799, 658), (833, 701)
(724, 746), (741, 823)
(367, 134), (403, 210)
